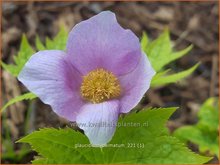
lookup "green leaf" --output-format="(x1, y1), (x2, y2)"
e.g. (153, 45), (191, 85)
(35, 27), (68, 51)
(18, 127), (97, 164)
(35, 26), (68, 51)
(145, 29), (172, 72)
(142, 29), (196, 87)
(141, 32), (149, 52)
(173, 98), (219, 158)
(35, 35), (46, 51)
(1, 62), (18, 76)
(1, 92), (37, 113)
(18, 108), (211, 164)
(45, 27), (68, 50)
(32, 158), (48, 164)
(1, 27), (69, 112)
(143, 29), (193, 72)
(1, 26), (68, 77)
(151, 63), (199, 87)
(173, 126), (219, 157)
(169, 45), (193, 63)
(1, 35), (35, 76)
(115, 107), (177, 139)
(198, 98), (219, 131)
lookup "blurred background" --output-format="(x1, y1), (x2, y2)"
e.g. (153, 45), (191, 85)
(1, 1), (219, 164)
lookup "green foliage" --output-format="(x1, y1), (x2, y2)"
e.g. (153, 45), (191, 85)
(1, 26), (68, 78)
(174, 98), (219, 157)
(1, 93), (36, 113)
(1, 27), (68, 112)
(142, 29), (197, 87)
(151, 63), (199, 87)
(18, 108), (211, 164)
(1, 35), (35, 76)
(141, 32), (149, 53)
(35, 35), (46, 51)
(198, 98), (219, 131)
(36, 26), (68, 51)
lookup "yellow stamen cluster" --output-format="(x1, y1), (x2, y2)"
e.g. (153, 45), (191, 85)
(80, 68), (121, 103)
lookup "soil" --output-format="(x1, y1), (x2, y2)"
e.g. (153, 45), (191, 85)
(1, 1), (219, 164)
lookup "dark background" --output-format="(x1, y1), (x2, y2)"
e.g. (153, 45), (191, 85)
(1, 1), (219, 164)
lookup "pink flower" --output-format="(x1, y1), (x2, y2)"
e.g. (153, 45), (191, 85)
(18, 11), (155, 145)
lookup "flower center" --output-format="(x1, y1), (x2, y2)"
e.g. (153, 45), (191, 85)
(80, 68), (121, 103)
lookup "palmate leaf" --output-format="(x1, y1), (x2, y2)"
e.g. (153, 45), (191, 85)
(18, 108), (211, 164)
(142, 29), (196, 87)
(173, 98), (219, 157)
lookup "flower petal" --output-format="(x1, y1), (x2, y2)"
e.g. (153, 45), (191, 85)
(18, 50), (84, 121)
(66, 11), (141, 76)
(119, 52), (156, 113)
(76, 100), (119, 146)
